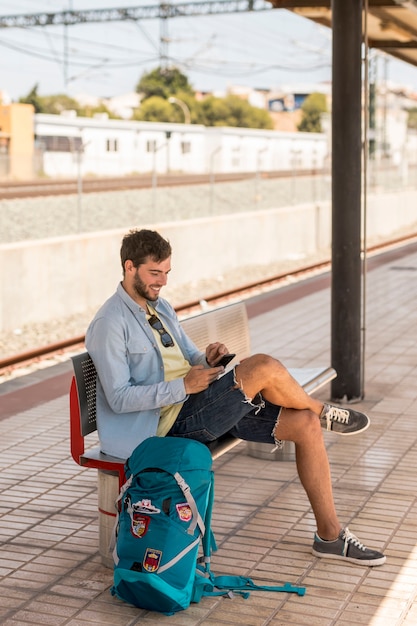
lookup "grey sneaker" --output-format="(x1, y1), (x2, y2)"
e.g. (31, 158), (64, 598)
(320, 403), (370, 435)
(312, 527), (386, 566)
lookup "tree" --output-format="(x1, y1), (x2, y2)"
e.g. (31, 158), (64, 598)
(19, 86), (119, 119)
(39, 94), (82, 115)
(407, 107), (417, 130)
(133, 93), (274, 128)
(19, 86), (81, 115)
(77, 103), (118, 119)
(19, 84), (44, 113)
(132, 96), (173, 122)
(198, 95), (273, 129)
(136, 66), (194, 101)
(134, 65), (274, 128)
(297, 92), (327, 133)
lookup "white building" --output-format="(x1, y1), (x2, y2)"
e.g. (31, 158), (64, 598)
(34, 112), (327, 178)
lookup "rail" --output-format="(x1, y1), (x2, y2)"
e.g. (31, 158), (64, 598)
(0, 258), (331, 373)
(0, 169), (325, 200)
(1, 230), (417, 375)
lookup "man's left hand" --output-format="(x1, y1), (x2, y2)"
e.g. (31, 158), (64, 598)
(206, 342), (228, 367)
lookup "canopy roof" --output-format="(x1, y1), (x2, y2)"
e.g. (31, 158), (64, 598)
(269, 0), (417, 68)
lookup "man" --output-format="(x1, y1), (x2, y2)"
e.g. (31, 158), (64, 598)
(86, 228), (386, 567)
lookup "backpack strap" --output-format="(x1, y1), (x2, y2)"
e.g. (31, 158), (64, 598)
(110, 474), (133, 565)
(201, 473), (215, 558)
(208, 575), (306, 596)
(174, 471), (205, 536)
(158, 535), (201, 574)
(192, 568), (306, 603)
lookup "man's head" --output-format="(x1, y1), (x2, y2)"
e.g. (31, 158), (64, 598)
(120, 229), (172, 305)
(120, 229), (172, 272)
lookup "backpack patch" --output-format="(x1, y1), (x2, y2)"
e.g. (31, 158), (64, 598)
(176, 502), (192, 522)
(131, 513), (150, 538)
(143, 548), (162, 572)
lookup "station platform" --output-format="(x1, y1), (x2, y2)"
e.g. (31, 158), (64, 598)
(1, 241), (417, 626)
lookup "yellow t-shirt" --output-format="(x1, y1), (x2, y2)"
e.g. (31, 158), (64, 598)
(147, 307), (192, 436)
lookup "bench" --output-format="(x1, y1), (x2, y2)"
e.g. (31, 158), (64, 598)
(69, 301), (336, 567)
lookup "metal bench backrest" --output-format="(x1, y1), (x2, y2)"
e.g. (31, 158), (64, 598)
(71, 351), (98, 437)
(181, 301), (251, 358)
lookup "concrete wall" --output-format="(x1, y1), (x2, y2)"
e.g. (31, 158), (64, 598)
(1, 189), (417, 333)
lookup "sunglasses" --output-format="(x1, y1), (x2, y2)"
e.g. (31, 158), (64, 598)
(148, 314), (174, 348)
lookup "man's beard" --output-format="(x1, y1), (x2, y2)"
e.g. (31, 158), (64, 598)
(133, 271), (157, 301)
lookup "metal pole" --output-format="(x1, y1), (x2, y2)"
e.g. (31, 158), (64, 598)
(209, 146), (221, 213)
(152, 141), (168, 211)
(361, 0), (369, 397)
(255, 146), (267, 209)
(168, 97), (191, 124)
(76, 138), (83, 232)
(152, 145), (157, 211)
(63, 0), (75, 89)
(331, 0), (363, 401)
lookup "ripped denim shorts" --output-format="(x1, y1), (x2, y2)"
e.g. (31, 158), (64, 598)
(167, 367), (283, 449)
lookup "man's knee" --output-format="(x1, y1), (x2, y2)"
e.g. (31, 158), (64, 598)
(300, 409), (322, 436)
(238, 353), (285, 377)
(276, 408), (321, 443)
(234, 354), (289, 401)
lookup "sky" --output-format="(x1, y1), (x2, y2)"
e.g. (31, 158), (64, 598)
(1, 0), (417, 102)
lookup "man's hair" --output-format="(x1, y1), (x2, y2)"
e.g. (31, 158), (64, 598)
(120, 229), (172, 271)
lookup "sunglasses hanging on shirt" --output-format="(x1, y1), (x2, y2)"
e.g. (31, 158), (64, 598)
(148, 314), (175, 348)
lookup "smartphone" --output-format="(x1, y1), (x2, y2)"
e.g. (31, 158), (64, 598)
(217, 353), (236, 367)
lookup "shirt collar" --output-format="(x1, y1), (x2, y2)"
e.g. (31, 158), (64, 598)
(116, 282), (160, 316)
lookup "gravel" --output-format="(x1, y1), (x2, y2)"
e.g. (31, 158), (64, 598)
(0, 175), (329, 244)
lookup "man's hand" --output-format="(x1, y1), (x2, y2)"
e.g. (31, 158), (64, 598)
(184, 365), (223, 394)
(205, 342), (228, 367)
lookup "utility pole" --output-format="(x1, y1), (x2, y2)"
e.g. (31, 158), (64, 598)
(64, 0), (73, 89)
(160, 13), (170, 69)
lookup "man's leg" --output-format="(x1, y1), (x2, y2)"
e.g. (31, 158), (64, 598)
(271, 407), (385, 566)
(235, 354), (323, 414)
(234, 354), (369, 435)
(274, 407), (341, 540)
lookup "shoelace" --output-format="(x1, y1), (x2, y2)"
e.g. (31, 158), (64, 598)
(342, 528), (366, 555)
(324, 405), (349, 429)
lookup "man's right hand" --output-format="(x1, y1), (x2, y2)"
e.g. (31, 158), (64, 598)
(184, 365), (223, 394)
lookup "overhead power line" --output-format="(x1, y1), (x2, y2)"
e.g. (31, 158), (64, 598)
(0, 1), (273, 29)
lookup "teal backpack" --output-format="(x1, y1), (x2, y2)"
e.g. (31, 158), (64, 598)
(111, 436), (305, 615)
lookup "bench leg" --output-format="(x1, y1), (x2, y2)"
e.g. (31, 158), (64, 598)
(247, 440), (296, 462)
(97, 469), (119, 568)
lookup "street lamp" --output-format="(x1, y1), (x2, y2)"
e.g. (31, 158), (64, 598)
(168, 97), (191, 124)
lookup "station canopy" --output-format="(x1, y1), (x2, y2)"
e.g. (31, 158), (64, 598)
(269, 0), (417, 68)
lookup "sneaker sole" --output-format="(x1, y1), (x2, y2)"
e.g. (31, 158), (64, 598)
(328, 417), (371, 436)
(312, 547), (386, 566)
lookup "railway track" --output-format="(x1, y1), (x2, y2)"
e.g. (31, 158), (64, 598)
(0, 257), (333, 376)
(1, 229), (417, 378)
(0, 169), (324, 200)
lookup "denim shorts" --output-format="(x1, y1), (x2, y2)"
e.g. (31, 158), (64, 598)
(167, 368), (282, 445)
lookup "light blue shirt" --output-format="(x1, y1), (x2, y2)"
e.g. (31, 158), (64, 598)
(85, 282), (207, 459)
